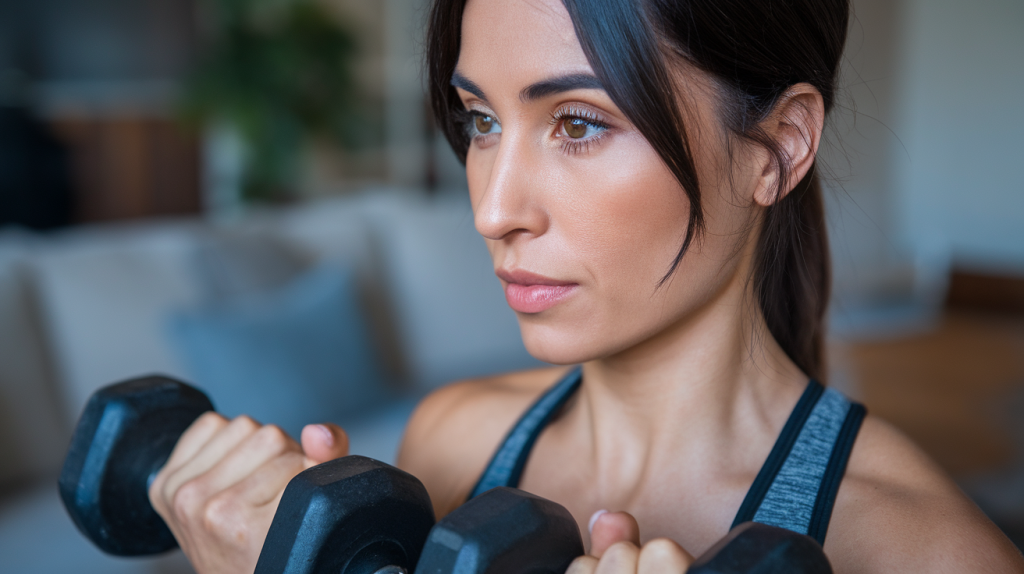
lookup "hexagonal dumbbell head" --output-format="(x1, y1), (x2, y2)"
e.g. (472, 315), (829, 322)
(58, 375), (214, 556)
(688, 521), (833, 574)
(414, 487), (584, 574)
(255, 456), (437, 574)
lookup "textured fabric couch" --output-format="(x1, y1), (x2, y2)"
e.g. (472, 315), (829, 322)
(0, 187), (542, 574)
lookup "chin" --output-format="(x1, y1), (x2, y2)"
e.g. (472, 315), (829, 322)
(517, 318), (613, 365)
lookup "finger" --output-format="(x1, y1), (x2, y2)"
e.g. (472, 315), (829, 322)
(589, 510), (641, 558)
(182, 424), (301, 499)
(162, 412), (228, 472)
(565, 555), (599, 574)
(161, 415), (263, 500)
(594, 541), (640, 574)
(149, 412), (228, 511)
(301, 423), (349, 466)
(638, 538), (693, 574)
(230, 450), (307, 508)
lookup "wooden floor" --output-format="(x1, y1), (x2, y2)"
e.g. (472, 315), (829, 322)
(837, 311), (1024, 478)
(833, 310), (1024, 547)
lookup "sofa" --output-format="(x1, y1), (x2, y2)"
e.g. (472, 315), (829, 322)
(0, 187), (544, 574)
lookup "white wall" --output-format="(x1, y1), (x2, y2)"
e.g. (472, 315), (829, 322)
(824, 0), (911, 307)
(823, 0), (1023, 335)
(892, 0), (1024, 274)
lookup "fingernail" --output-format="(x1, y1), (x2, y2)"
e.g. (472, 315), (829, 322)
(315, 424), (334, 447)
(588, 509), (608, 534)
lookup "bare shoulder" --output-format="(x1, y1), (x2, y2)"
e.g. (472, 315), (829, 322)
(826, 414), (1024, 573)
(396, 366), (572, 517)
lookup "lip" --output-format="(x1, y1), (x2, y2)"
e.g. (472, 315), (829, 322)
(496, 268), (578, 314)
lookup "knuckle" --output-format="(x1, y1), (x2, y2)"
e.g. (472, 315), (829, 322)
(607, 540), (640, 553)
(159, 477), (176, 508)
(643, 538), (682, 554)
(202, 490), (260, 547)
(170, 479), (207, 521)
(202, 492), (242, 531)
(638, 536), (688, 560)
(195, 411), (228, 432)
(148, 476), (166, 510)
(231, 415), (260, 434)
(566, 556), (598, 574)
(258, 424), (293, 452)
(639, 538), (691, 572)
(602, 540), (640, 565)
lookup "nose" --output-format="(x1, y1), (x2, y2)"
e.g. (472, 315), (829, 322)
(473, 134), (549, 242)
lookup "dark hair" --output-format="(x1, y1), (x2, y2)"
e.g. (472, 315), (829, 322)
(427, 0), (848, 381)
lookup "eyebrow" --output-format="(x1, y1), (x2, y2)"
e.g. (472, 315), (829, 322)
(519, 73), (604, 101)
(451, 71), (486, 99)
(450, 71), (605, 103)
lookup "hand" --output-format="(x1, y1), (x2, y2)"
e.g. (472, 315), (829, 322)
(148, 414), (349, 574)
(566, 510), (694, 574)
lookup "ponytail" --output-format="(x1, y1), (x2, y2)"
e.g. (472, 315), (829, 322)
(755, 168), (831, 381)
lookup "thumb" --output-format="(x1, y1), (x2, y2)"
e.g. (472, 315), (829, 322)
(301, 423), (350, 466)
(588, 510), (641, 557)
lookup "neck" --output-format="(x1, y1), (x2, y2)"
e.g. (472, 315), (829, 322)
(573, 269), (807, 495)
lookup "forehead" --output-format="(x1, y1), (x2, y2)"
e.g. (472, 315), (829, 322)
(458, 0), (593, 88)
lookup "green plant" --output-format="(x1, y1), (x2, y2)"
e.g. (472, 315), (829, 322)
(180, 0), (359, 201)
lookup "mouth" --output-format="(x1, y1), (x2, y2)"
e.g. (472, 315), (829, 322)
(496, 269), (579, 314)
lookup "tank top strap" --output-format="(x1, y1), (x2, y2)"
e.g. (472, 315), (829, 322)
(467, 367), (583, 499)
(468, 369), (866, 546)
(731, 380), (867, 545)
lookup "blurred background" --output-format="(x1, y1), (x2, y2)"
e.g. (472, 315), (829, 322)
(0, 0), (1020, 571)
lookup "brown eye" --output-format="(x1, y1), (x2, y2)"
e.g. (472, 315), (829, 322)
(564, 118), (588, 139)
(474, 114), (495, 134)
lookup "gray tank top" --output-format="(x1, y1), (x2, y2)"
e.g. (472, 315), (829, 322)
(468, 367), (865, 545)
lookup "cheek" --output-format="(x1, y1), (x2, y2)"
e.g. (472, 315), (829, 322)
(466, 149), (490, 211)
(513, 138), (699, 363)
(562, 137), (690, 292)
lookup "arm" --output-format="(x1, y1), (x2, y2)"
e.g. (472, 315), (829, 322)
(824, 416), (1024, 573)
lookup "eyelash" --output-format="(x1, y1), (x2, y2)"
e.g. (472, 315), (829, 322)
(549, 105), (609, 155)
(458, 105), (610, 155)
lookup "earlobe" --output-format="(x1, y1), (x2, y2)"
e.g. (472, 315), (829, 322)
(752, 84), (825, 207)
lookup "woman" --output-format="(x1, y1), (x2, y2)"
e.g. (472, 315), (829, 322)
(149, 0), (1024, 571)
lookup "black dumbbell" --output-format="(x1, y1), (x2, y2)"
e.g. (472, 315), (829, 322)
(689, 522), (832, 574)
(252, 447), (829, 574)
(410, 487), (831, 574)
(259, 479), (583, 574)
(414, 486), (584, 574)
(255, 456), (437, 574)
(59, 375), (215, 555)
(59, 375), (437, 574)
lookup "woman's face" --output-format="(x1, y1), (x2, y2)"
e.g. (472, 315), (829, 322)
(456, 0), (764, 364)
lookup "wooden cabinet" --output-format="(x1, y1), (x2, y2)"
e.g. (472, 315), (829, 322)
(49, 115), (201, 223)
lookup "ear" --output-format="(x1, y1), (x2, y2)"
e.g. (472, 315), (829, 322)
(752, 84), (825, 207)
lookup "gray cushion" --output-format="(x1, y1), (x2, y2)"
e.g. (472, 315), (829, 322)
(167, 263), (388, 438)
(0, 236), (68, 488)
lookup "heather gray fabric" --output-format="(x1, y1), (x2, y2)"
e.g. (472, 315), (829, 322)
(751, 388), (851, 533)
